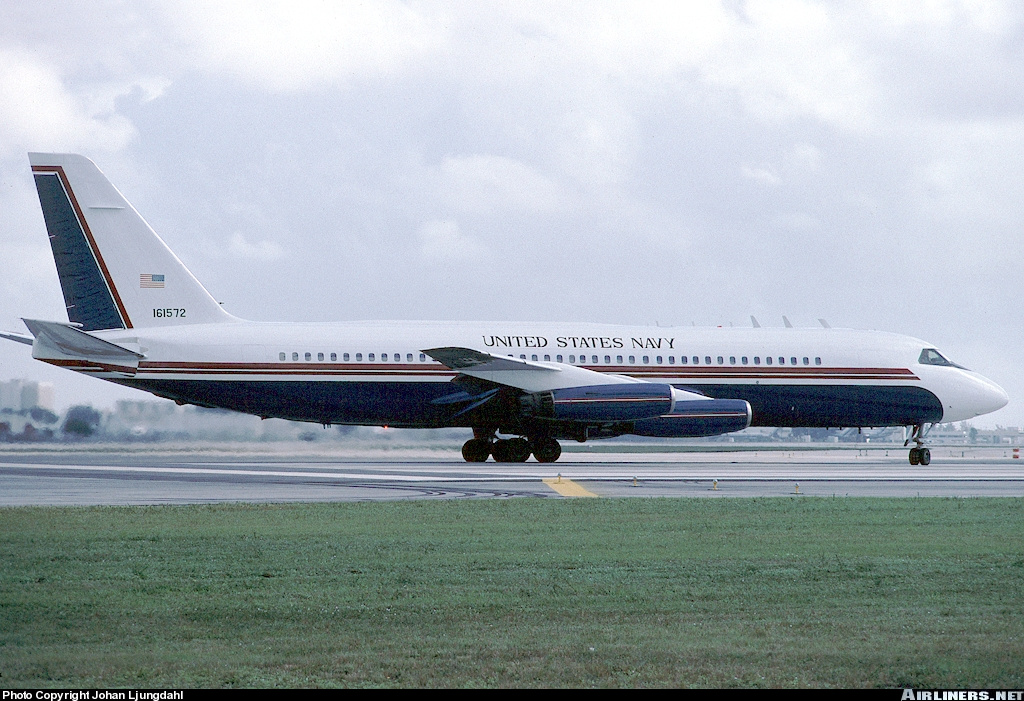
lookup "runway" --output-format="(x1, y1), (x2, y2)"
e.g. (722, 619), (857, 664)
(1, 445), (1023, 505)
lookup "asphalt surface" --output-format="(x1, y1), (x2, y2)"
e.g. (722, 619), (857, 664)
(1, 445), (1022, 504)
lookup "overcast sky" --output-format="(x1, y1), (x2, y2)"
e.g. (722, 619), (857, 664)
(0, 0), (1021, 427)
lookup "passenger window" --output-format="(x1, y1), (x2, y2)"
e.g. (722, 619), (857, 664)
(754, 356), (760, 365)
(419, 353), (426, 362)
(730, 356), (736, 364)
(304, 352), (311, 361)
(717, 356), (724, 364)
(556, 355), (563, 362)
(520, 354), (526, 359)
(815, 357), (822, 365)
(368, 353), (375, 361)
(569, 355), (576, 363)
(766, 357), (772, 365)
(705, 356), (712, 365)
(656, 356), (663, 364)
(616, 355), (623, 363)
(279, 352), (286, 361)
(742, 356), (748, 364)
(592, 355), (599, 364)
(393, 353), (400, 362)
(680, 356), (687, 364)
(343, 353), (350, 361)
(331, 353), (337, 361)
(318, 352), (324, 361)
(668, 356), (675, 364)
(693, 356), (699, 365)
(643, 355), (650, 364)
(628, 355), (635, 363)
(532, 354), (538, 361)
(803, 357), (809, 365)
(382, 353), (388, 361)
(544, 355), (551, 361)
(791, 357), (797, 365)
(356, 353), (362, 361)
(292, 352), (299, 361)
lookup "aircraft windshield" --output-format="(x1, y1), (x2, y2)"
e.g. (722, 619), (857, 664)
(919, 348), (967, 370)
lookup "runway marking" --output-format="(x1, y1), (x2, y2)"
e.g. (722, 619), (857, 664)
(543, 477), (599, 498)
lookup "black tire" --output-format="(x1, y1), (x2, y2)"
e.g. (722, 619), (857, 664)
(909, 448), (920, 465)
(462, 438), (491, 462)
(919, 448), (931, 465)
(508, 437), (531, 462)
(531, 437), (562, 463)
(491, 439), (513, 463)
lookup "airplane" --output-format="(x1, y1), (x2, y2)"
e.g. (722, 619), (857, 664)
(0, 153), (1009, 465)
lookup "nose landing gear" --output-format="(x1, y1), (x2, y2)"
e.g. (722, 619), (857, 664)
(906, 424), (932, 465)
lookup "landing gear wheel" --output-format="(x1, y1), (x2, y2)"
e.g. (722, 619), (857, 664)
(531, 437), (562, 463)
(906, 424), (933, 466)
(462, 438), (492, 462)
(493, 437), (531, 463)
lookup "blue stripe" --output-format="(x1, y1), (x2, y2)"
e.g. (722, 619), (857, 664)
(678, 383), (943, 426)
(116, 378), (944, 429)
(33, 173), (124, 331)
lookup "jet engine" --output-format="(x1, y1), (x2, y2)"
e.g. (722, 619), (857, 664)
(631, 398), (752, 437)
(520, 383), (681, 422)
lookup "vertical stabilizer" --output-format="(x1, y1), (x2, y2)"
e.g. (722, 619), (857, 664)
(29, 153), (235, 330)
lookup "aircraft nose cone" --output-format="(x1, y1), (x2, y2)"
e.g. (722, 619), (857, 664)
(968, 373), (1009, 418)
(941, 371), (1009, 423)
(986, 380), (1010, 414)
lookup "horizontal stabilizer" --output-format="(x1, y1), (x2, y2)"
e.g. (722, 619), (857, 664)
(0, 330), (34, 346)
(22, 318), (144, 360)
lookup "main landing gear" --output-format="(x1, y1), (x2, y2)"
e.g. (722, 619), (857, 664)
(906, 424), (932, 465)
(461, 432), (562, 463)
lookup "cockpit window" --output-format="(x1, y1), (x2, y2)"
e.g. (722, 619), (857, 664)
(919, 348), (966, 369)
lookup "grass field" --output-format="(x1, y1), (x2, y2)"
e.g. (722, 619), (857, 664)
(1, 498), (1023, 688)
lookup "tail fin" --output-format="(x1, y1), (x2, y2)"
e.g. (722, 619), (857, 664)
(29, 153), (235, 330)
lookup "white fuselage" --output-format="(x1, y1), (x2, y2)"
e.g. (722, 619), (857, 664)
(57, 320), (1007, 428)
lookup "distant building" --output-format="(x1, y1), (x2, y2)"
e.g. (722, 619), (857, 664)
(0, 380), (54, 412)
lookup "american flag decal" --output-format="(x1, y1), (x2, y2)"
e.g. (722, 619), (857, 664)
(140, 274), (165, 288)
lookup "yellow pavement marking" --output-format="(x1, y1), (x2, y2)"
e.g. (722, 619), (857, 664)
(542, 477), (599, 498)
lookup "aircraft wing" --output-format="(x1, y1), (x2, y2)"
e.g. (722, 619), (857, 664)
(424, 346), (691, 394)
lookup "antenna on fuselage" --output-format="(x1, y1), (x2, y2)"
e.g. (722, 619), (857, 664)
(783, 316), (793, 328)
(750, 316), (760, 328)
(818, 318), (831, 328)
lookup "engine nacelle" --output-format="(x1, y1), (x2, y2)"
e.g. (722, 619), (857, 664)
(631, 398), (752, 437)
(520, 383), (678, 422)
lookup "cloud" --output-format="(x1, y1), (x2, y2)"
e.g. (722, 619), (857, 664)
(436, 154), (564, 214)
(227, 232), (285, 261)
(165, 0), (444, 91)
(417, 219), (486, 263)
(740, 164), (781, 186)
(0, 48), (137, 158)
